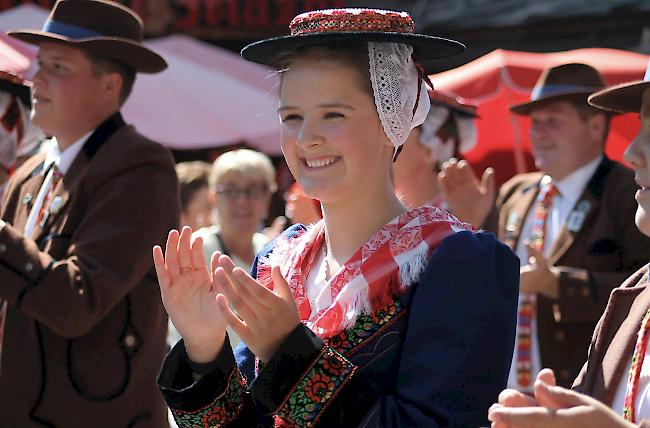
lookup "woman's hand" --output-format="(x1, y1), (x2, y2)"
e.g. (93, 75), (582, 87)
(153, 226), (227, 363)
(488, 376), (635, 428)
(212, 254), (301, 362)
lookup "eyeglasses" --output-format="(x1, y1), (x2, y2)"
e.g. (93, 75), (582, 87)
(215, 185), (269, 200)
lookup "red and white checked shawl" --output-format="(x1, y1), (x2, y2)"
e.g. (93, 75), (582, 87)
(257, 206), (472, 339)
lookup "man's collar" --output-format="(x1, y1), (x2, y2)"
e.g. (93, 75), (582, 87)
(45, 131), (93, 175)
(547, 155), (604, 198)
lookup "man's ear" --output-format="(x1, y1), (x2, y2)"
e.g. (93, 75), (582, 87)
(102, 72), (123, 101)
(588, 113), (606, 142)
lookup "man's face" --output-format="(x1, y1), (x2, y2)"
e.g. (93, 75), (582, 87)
(31, 42), (107, 142)
(624, 88), (650, 236)
(528, 100), (604, 180)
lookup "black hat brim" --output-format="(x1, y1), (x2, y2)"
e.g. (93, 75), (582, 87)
(588, 80), (649, 114)
(241, 32), (465, 72)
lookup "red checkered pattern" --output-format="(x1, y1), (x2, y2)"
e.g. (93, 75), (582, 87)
(257, 206), (471, 338)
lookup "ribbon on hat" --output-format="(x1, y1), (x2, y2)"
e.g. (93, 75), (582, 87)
(42, 20), (103, 39)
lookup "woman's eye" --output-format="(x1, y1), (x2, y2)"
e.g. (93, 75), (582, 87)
(324, 112), (344, 119)
(281, 114), (302, 123)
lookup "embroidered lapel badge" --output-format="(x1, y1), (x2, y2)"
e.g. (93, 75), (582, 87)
(22, 193), (33, 205)
(49, 196), (63, 215)
(567, 200), (591, 232)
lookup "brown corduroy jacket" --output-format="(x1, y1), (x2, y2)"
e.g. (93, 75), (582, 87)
(0, 112), (179, 427)
(485, 157), (650, 387)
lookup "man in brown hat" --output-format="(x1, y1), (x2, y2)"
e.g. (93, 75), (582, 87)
(440, 63), (650, 390)
(488, 60), (650, 428)
(0, 1), (179, 426)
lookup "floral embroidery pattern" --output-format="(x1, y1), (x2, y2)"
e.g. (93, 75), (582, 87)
(172, 369), (246, 427)
(325, 299), (403, 355)
(274, 300), (404, 426)
(277, 348), (355, 427)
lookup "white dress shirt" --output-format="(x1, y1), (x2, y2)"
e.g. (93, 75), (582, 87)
(23, 134), (89, 237)
(507, 155), (603, 391)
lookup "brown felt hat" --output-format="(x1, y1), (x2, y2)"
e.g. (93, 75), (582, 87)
(588, 60), (650, 114)
(510, 63), (606, 116)
(7, 0), (166, 73)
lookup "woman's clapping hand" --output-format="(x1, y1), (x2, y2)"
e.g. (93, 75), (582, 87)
(153, 226), (227, 363)
(212, 254), (301, 363)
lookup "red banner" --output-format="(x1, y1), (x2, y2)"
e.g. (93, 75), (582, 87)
(0, 0), (346, 37)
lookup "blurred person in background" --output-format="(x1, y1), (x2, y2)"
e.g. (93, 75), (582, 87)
(0, 71), (44, 200)
(441, 63), (650, 390)
(284, 181), (321, 225)
(0, 1), (178, 426)
(489, 57), (650, 428)
(176, 161), (213, 231)
(394, 89), (478, 209)
(193, 148), (276, 270)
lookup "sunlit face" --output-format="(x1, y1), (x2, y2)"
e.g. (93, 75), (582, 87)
(623, 88), (650, 236)
(278, 58), (393, 204)
(529, 101), (604, 180)
(32, 43), (109, 143)
(214, 172), (271, 235)
(181, 186), (213, 231)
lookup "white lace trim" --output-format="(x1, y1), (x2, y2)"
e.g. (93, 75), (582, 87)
(367, 42), (430, 151)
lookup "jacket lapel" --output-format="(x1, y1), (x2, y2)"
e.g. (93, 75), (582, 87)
(500, 177), (540, 250)
(548, 157), (613, 266)
(12, 154), (47, 232)
(31, 112), (126, 243)
(586, 272), (650, 405)
(33, 153), (88, 241)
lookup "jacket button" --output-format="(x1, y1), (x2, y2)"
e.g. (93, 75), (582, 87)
(0, 244), (6, 253)
(581, 287), (590, 297)
(560, 369), (570, 380)
(554, 330), (566, 342)
(25, 262), (33, 272)
(124, 334), (137, 348)
(566, 287), (576, 297)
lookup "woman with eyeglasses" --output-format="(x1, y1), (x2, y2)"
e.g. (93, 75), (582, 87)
(155, 8), (519, 427)
(193, 149), (276, 270)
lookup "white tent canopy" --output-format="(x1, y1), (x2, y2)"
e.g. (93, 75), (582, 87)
(0, 4), (282, 154)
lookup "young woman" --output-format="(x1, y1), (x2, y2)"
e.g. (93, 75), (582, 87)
(488, 65), (650, 428)
(155, 8), (519, 427)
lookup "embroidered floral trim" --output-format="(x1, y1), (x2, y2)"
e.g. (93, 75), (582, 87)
(276, 347), (356, 427)
(326, 299), (404, 355)
(290, 8), (414, 35)
(270, 301), (402, 426)
(172, 369), (246, 427)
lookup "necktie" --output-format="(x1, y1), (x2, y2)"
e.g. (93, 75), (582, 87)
(516, 181), (558, 388)
(36, 166), (64, 228)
